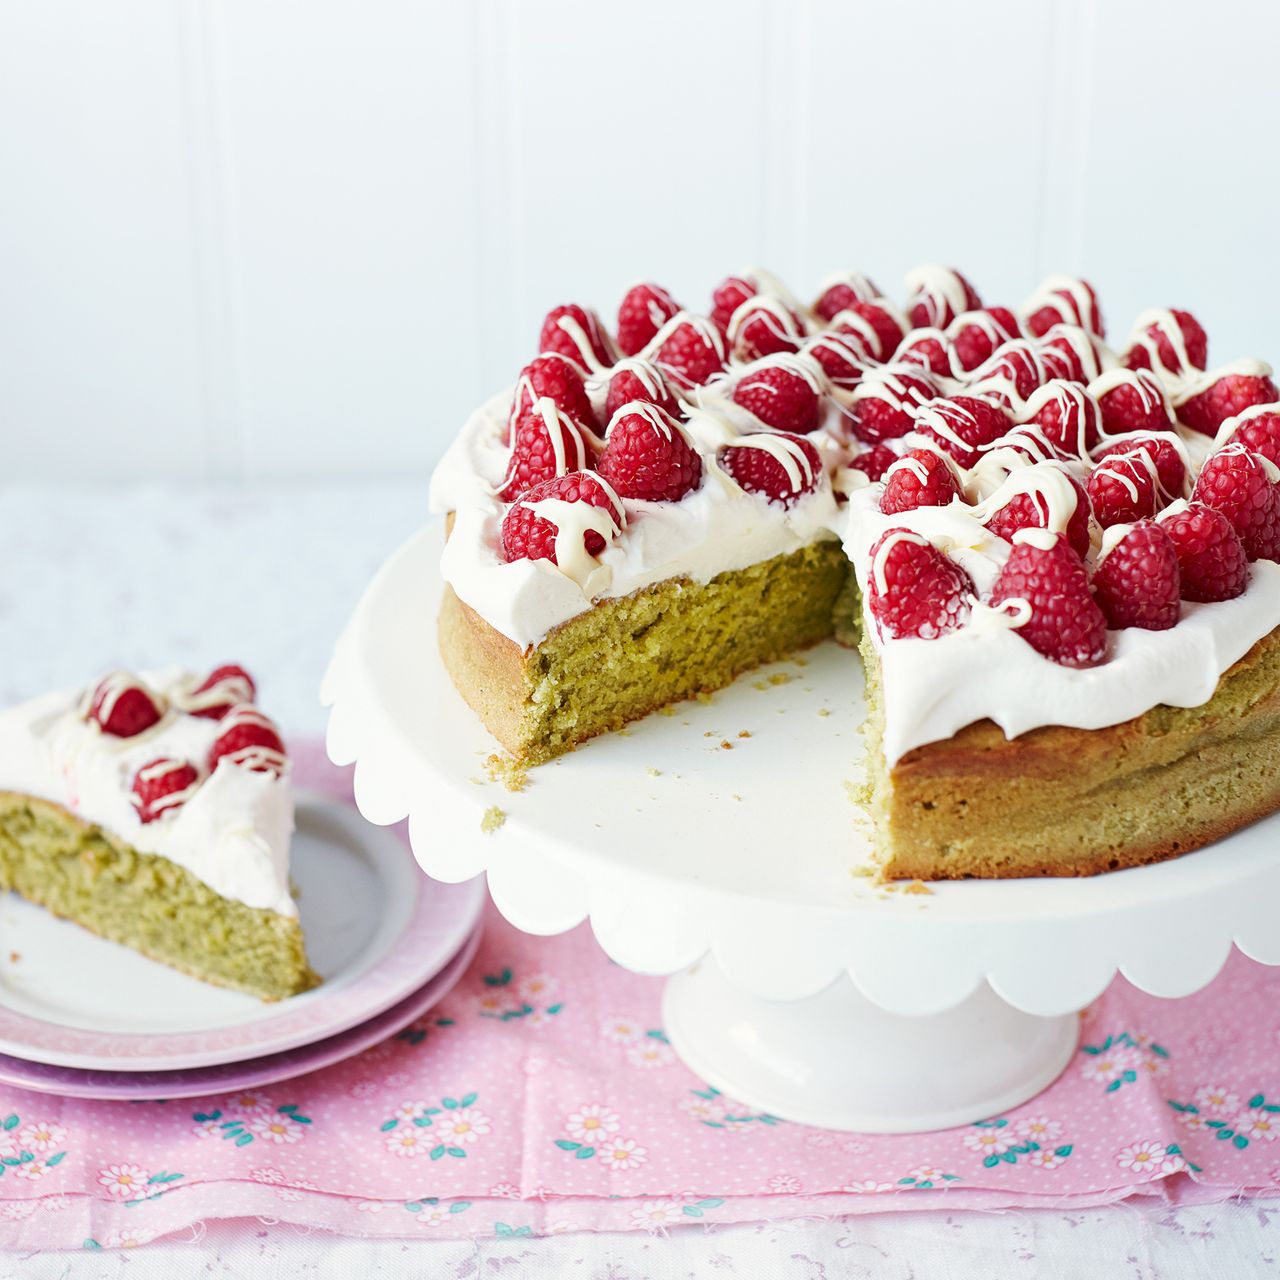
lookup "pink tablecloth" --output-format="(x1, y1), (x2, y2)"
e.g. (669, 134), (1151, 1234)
(1, 746), (1278, 1252)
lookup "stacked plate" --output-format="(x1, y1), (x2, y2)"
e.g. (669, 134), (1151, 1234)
(0, 798), (485, 1100)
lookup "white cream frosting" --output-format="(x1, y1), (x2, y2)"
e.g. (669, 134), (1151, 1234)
(0, 668), (297, 917)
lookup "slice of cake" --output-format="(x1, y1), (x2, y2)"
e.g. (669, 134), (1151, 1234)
(0, 666), (317, 1000)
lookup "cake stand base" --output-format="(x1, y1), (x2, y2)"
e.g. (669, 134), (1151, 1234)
(662, 957), (1079, 1133)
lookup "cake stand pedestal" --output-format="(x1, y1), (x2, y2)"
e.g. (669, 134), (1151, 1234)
(322, 528), (1280, 1132)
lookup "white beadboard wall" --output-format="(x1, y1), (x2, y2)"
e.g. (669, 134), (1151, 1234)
(2, 0), (1278, 483)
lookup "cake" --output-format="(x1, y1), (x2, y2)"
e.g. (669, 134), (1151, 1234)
(0, 666), (317, 999)
(429, 266), (1280, 880)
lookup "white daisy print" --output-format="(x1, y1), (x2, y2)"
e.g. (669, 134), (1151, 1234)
(97, 1164), (151, 1200)
(15, 1160), (54, 1183)
(1081, 1045), (1143, 1085)
(222, 1090), (274, 1116)
(249, 1168), (287, 1184)
(356, 1199), (395, 1213)
(518, 973), (558, 1004)
(249, 1114), (305, 1145)
(767, 1174), (802, 1193)
(192, 1118), (222, 1139)
(18, 1122), (65, 1154)
(437, 1107), (490, 1146)
(678, 1096), (718, 1122)
(841, 1179), (896, 1193)
(477, 991), (507, 1016)
(391, 1100), (430, 1123)
(1193, 1085), (1241, 1116)
(1236, 1108), (1280, 1142)
(1027, 1149), (1066, 1170)
(104, 1227), (157, 1249)
(385, 1128), (430, 1158)
(416, 1206), (451, 1228)
(600, 1015), (645, 1045)
(489, 1182), (521, 1199)
(598, 1138), (648, 1171)
(630, 1200), (683, 1229)
(906, 1165), (946, 1184)
(627, 1040), (676, 1069)
(1116, 1141), (1167, 1176)
(566, 1104), (620, 1143)
(1178, 1110), (1208, 1131)
(963, 1129), (1012, 1156)
(1015, 1116), (1063, 1143)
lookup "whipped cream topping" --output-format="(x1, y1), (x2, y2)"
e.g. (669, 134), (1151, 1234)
(0, 669), (297, 917)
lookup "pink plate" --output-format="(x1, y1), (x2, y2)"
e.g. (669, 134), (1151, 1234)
(0, 797), (486, 1071)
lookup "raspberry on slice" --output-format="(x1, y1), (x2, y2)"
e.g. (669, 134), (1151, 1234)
(904, 265), (982, 330)
(731, 355), (824, 434)
(727, 296), (806, 361)
(1092, 521), (1181, 630)
(847, 366), (938, 442)
(1087, 450), (1160, 527)
(879, 448), (960, 515)
(831, 300), (906, 363)
(1191, 444), (1280, 562)
(1098, 433), (1188, 500)
(207, 705), (287, 776)
(913, 395), (1012, 469)
(1037, 322), (1108, 384)
(86, 673), (166, 738)
(509, 353), (597, 439)
(604, 359), (681, 422)
(501, 471), (627, 567)
(1176, 364), (1280, 436)
(965, 340), (1050, 411)
(947, 307), (1021, 374)
(498, 398), (592, 501)
(710, 274), (756, 334)
(615, 283), (681, 357)
(988, 529), (1108, 667)
(1022, 276), (1104, 339)
(538, 303), (615, 371)
(985, 466), (1091, 559)
(184, 664), (256, 720)
(720, 432), (823, 506)
(892, 329), (952, 378)
(131, 757), (202, 824)
(1089, 369), (1174, 436)
(1217, 405), (1280, 465)
(848, 443), (897, 483)
(866, 530), (974, 641)
(1018, 381), (1102, 458)
(1158, 501), (1250, 602)
(813, 271), (881, 322)
(802, 332), (872, 391)
(645, 314), (728, 390)
(596, 403), (702, 503)
(1123, 308), (1207, 376)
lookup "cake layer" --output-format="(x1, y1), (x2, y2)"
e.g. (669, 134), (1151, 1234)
(0, 793), (316, 1001)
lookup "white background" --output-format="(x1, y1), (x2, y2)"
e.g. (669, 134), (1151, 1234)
(4, 0), (1279, 483)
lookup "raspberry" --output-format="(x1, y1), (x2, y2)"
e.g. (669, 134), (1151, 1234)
(208, 705), (287, 776)
(813, 272), (881, 322)
(913, 395), (1012, 468)
(848, 443), (897, 483)
(1023, 276), (1104, 339)
(615, 283), (680, 357)
(847, 366), (938, 442)
(1191, 444), (1280, 561)
(538, 303), (615, 371)
(86, 673), (165, 738)
(1176, 366), (1279, 436)
(1019, 381), (1102, 458)
(1158, 502), (1249, 602)
(1100, 434), (1188, 500)
(731, 356), (823, 433)
(131, 757), (202, 823)
(184, 664), (256, 720)
(501, 471), (626, 564)
(720, 432), (822, 506)
(985, 467), (1091, 559)
(647, 314), (728, 389)
(1088, 450), (1160, 527)
(832, 300), (906, 363)
(866, 530), (974, 641)
(989, 530), (1107, 667)
(1092, 521), (1181, 631)
(966, 340), (1049, 410)
(498, 398), (592, 501)
(1220, 406), (1280, 466)
(893, 329), (952, 378)
(1123, 308), (1207, 376)
(508, 353), (597, 440)
(1037, 323), (1107, 384)
(727, 296), (806, 361)
(604, 359), (681, 422)
(710, 275), (756, 334)
(802, 332), (872, 391)
(948, 307), (1021, 374)
(595, 403), (702, 503)
(904, 265), (982, 330)
(1090, 369), (1173, 435)
(879, 448), (960, 514)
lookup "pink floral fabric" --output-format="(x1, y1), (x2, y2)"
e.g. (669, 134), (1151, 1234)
(2, 744), (1280, 1252)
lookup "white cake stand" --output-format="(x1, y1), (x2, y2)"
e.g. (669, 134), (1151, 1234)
(321, 527), (1280, 1133)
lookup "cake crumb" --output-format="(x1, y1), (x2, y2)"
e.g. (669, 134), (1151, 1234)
(850, 865), (875, 879)
(817, 707), (831, 717)
(7, 952), (18, 964)
(696, 691), (713, 704)
(792, 655), (809, 668)
(469, 776), (485, 786)
(646, 767), (661, 777)
(732, 793), (742, 801)
(720, 740), (733, 750)
(481, 806), (506, 834)
(703, 731), (716, 738)
(737, 730), (751, 739)
(485, 753), (528, 793)
(902, 880), (933, 896)
(659, 706), (677, 717)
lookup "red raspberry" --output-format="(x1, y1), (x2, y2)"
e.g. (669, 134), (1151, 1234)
(1221, 407), (1280, 467)
(615, 283), (680, 357)
(130, 757), (202, 824)
(498, 399), (592, 501)
(1176, 366), (1280, 436)
(893, 329), (952, 378)
(604, 359), (681, 421)
(508, 353), (597, 440)
(538, 303), (615, 371)
(914, 395), (1012, 468)
(720, 432), (823, 506)
(848, 443), (897, 483)
(710, 275), (756, 334)
(1091, 369), (1174, 435)
(905, 266), (982, 330)
(966, 340), (1049, 410)
(948, 307), (1021, 374)
(1092, 521), (1181, 631)
(1191, 444), (1280, 561)
(832, 300), (906, 363)
(731, 356), (823, 434)
(1088, 450), (1159, 527)
(1099, 434), (1188, 500)
(1037, 323), (1107, 384)
(866, 531), (974, 641)
(207, 706), (287, 775)
(802, 332), (872, 391)
(87, 674), (165, 738)
(1159, 502), (1249, 602)
(1019, 382), (1102, 458)
(813, 272), (881, 322)
(185, 664), (256, 720)
(1123, 308), (1207, 376)
(989, 531), (1108, 667)
(847, 366), (938, 442)
(986, 468), (1091, 558)
(727, 296), (806, 361)
(648, 314), (728, 389)
(879, 448), (960, 515)
(1023, 277), (1104, 339)
(501, 471), (626, 564)
(596, 403), (702, 503)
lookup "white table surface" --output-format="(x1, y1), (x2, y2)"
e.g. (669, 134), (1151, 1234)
(2, 481), (1276, 1278)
